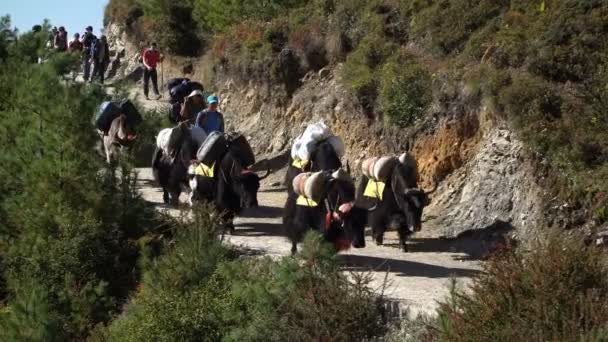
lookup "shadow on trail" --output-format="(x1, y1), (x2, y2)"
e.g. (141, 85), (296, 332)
(239, 205), (283, 218)
(339, 254), (481, 279)
(259, 187), (288, 193)
(376, 220), (515, 261)
(234, 221), (285, 238)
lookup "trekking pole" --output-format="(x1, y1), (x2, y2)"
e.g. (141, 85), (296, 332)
(160, 59), (165, 99)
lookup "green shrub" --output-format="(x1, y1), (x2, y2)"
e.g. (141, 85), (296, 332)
(136, 0), (201, 56)
(194, 0), (309, 33)
(0, 280), (65, 342)
(379, 56), (432, 127)
(0, 26), (156, 339)
(218, 233), (387, 341)
(343, 34), (397, 110)
(101, 225), (389, 341)
(410, 0), (509, 56)
(433, 233), (608, 341)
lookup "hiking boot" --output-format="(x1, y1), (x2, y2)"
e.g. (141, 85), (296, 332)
(155, 94), (162, 100)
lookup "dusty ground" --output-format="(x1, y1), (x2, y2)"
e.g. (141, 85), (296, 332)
(137, 167), (481, 317)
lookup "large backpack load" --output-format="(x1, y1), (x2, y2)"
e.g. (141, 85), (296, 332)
(95, 101), (121, 132)
(228, 134), (255, 167)
(119, 99), (142, 128)
(169, 80), (205, 104)
(361, 156), (398, 181)
(197, 131), (228, 165)
(156, 122), (191, 157)
(166, 78), (189, 92)
(292, 171), (328, 203)
(291, 121), (345, 162)
(95, 100), (142, 133)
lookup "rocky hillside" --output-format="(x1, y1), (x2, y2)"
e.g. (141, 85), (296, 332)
(105, 0), (608, 240)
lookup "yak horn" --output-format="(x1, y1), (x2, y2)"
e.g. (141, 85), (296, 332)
(258, 169), (271, 180)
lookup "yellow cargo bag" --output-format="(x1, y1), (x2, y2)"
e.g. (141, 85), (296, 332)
(363, 179), (385, 200)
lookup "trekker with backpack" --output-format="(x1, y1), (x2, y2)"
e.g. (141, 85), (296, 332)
(91, 35), (110, 84)
(81, 26), (97, 81)
(142, 42), (162, 100)
(180, 90), (205, 123)
(195, 95), (225, 135)
(68, 33), (83, 52)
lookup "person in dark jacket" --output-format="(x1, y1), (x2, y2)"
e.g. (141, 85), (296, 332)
(180, 90), (205, 123)
(54, 26), (68, 51)
(81, 26), (97, 81)
(195, 95), (225, 135)
(91, 35), (110, 84)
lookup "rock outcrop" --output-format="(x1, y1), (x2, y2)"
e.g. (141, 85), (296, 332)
(107, 22), (545, 241)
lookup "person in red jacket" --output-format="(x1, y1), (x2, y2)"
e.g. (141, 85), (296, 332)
(142, 42), (162, 100)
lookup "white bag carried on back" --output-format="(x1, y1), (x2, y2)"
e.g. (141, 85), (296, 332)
(156, 128), (173, 156)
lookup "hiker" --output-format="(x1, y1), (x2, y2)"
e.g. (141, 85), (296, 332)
(54, 26), (68, 51)
(91, 35), (110, 84)
(179, 90), (205, 123)
(195, 95), (224, 135)
(68, 33), (83, 52)
(142, 42), (162, 100)
(48, 27), (58, 49)
(81, 26), (97, 81)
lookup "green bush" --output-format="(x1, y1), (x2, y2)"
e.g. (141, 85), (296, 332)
(342, 34), (397, 110)
(194, 0), (308, 33)
(0, 25), (157, 339)
(410, 0), (509, 56)
(379, 57), (432, 127)
(100, 220), (388, 341)
(135, 0), (201, 56)
(0, 280), (65, 342)
(433, 234), (608, 341)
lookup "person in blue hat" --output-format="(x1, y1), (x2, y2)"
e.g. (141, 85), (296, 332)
(195, 95), (225, 135)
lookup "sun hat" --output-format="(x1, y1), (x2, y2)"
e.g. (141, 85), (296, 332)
(187, 90), (204, 98)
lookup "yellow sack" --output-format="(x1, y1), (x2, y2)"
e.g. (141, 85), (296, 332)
(292, 158), (309, 170)
(363, 179), (385, 200)
(296, 195), (318, 207)
(194, 162), (215, 178)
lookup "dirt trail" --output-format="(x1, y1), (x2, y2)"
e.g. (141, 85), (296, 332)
(136, 167), (481, 317)
(126, 84), (482, 316)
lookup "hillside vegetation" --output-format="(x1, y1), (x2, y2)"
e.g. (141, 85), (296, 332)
(107, 0), (608, 225)
(102, 0), (608, 340)
(0, 18), (392, 341)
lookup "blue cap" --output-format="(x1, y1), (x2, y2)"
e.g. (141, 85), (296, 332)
(207, 95), (219, 104)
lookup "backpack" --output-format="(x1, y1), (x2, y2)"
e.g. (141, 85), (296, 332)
(83, 33), (96, 49)
(167, 78), (190, 92)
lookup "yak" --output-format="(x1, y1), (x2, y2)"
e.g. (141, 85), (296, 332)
(151, 131), (197, 205)
(356, 155), (436, 252)
(189, 143), (270, 233)
(103, 114), (136, 164)
(283, 170), (366, 254)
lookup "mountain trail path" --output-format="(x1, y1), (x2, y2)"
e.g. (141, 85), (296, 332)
(124, 84), (482, 316)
